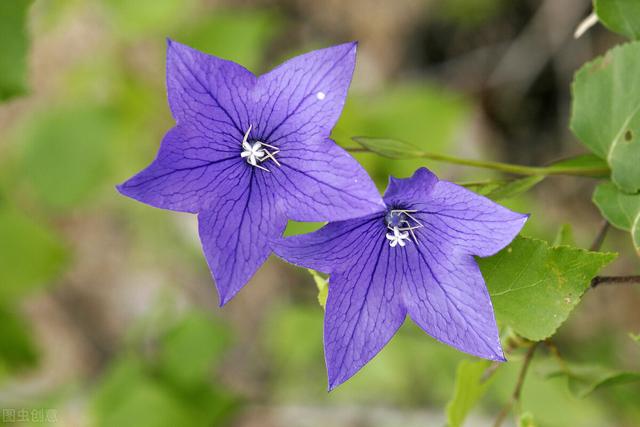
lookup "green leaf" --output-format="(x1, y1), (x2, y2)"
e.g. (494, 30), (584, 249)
(479, 236), (617, 341)
(545, 363), (640, 398)
(0, 207), (68, 299)
(630, 333), (640, 342)
(482, 175), (544, 201)
(158, 312), (230, 388)
(593, 181), (640, 255)
(22, 107), (114, 210)
(553, 224), (575, 247)
(307, 269), (328, 309)
(0, 0), (33, 100)
(570, 41), (640, 193)
(446, 360), (493, 427)
(352, 136), (424, 159)
(595, 0), (640, 40)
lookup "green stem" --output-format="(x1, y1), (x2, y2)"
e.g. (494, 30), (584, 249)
(346, 148), (609, 177)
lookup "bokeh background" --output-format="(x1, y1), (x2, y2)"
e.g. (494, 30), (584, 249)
(0, 0), (639, 426)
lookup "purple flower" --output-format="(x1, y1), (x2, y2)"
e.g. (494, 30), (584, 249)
(272, 168), (528, 390)
(117, 40), (384, 305)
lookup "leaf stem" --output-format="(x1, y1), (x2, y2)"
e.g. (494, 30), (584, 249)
(589, 220), (610, 251)
(493, 343), (539, 427)
(346, 148), (609, 177)
(591, 275), (640, 288)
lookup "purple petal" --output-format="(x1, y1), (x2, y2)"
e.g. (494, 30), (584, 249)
(269, 137), (385, 221)
(324, 238), (406, 390)
(383, 167), (438, 206)
(251, 42), (357, 144)
(271, 214), (384, 274)
(419, 181), (527, 257)
(117, 125), (242, 213)
(166, 39), (256, 143)
(385, 168), (527, 257)
(198, 172), (287, 306)
(402, 248), (504, 361)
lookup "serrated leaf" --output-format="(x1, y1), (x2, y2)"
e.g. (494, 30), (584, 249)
(545, 363), (640, 398)
(593, 181), (640, 255)
(479, 236), (617, 341)
(352, 136), (424, 159)
(0, 207), (68, 299)
(307, 269), (328, 309)
(553, 224), (575, 247)
(446, 360), (493, 427)
(0, 0), (33, 100)
(595, 0), (640, 40)
(571, 42), (640, 193)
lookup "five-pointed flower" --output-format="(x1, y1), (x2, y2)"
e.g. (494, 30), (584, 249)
(117, 39), (385, 305)
(272, 168), (528, 390)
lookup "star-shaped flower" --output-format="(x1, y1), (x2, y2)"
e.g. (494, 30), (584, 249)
(272, 168), (528, 390)
(117, 40), (384, 305)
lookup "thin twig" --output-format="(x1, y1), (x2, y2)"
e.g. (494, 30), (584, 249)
(589, 220), (610, 251)
(591, 275), (640, 288)
(493, 343), (539, 427)
(345, 148), (609, 177)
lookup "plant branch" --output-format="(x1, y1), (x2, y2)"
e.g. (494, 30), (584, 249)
(493, 343), (539, 427)
(346, 148), (609, 177)
(591, 275), (640, 288)
(589, 220), (610, 251)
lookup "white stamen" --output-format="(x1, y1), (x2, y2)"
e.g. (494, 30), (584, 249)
(240, 125), (281, 171)
(316, 91), (326, 100)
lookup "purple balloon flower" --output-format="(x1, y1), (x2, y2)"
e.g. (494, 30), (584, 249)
(117, 40), (385, 305)
(272, 168), (528, 390)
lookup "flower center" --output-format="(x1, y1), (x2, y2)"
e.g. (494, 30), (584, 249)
(384, 208), (423, 247)
(240, 125), (280, 172)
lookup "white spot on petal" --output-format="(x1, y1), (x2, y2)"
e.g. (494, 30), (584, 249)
(316, 91), (326, 100)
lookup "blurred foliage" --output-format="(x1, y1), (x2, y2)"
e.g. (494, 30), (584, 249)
(446, 359), (494, 427)
(0, 0), (32, 100)
(92, 311), (240, 427)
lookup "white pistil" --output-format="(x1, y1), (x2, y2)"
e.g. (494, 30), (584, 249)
(240, 125), (280, 172)
(386, 226), (410, 248)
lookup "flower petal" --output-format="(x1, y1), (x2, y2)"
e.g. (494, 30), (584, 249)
(198, 172), (287, 306)
(402, 247), (504, 361)
(419, 181), (528, 257)
(117, 125), (242, 213)
(384, 168), (527, 257)
(251, 42), (357, 144)
(271, 214), (383, 274)
(166, 39), (256, 146)
(269, 137), (385, 221)
(324, 240), (406, 390)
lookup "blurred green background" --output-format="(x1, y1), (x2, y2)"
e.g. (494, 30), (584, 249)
(0, 0), (638, 426)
